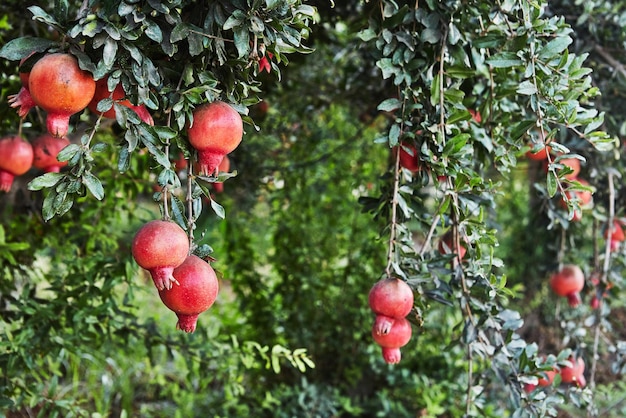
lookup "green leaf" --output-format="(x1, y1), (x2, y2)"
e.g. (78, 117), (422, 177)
(233, 27), (250, 58)
(56, 144), (82, 162)
(377, 98), (401, 112)
(210, 198), (225, 219)
(511, 120), (537, 140)
(516, 80), (537, 96)
(83, 172), (104, 200)
(28, 172), (65, 191)
(546, 170), (558, 198)
(486, 52), (523, 68)
(0, 37), (58, 60)
(537, 36), (572, 60)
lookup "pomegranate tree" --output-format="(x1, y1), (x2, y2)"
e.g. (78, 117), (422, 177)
(88, 77), (154, 125)
(371, 316), (412, 364)
(0, 135), (34, 192)
(31, 134), (70, 173)
(158, 255), (219, 333)
(131, 219), (190, 290)
(27, 53), (96, 137)
(186, 101), (243, 176)
(550, 264), (585, 307)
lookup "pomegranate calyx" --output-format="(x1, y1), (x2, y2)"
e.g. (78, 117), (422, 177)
(567, 292), (582, 307)
(150, 266), (180, 291)
(381, 347), (402, 364)
(0, 171), (15, 192)
(373, 314), (395, 336)
(176, 313), (200, 333)
(8, 87), (36, 118)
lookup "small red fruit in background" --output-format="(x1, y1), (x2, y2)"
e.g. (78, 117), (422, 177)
(371, 316), (412, 365)
(31, 134), (70, 173)
(131, 219), (190, 291)
(0, 135), (34, 192)
(469, 109), (482, 123)
(604, 220), (625, 252)
(187, 101), (243, 177)
(28, 53), (96, 137)
(88, 77), (154, 125)
(558, 157), (581, 180)
(8, 54), (36, 118)
(212, 155), (231, 194)
(550, 264), (585, 307)
(438, 230), (467, 261)
(526, 144), (551, 161)
(158, 255), (219, 333)
(368, 278), (414, 320)
(560, 356), (586, 388)
(396, 142), (421, 172)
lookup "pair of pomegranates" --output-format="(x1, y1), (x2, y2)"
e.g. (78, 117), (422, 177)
(0, 133), (70, 192)
(368, 278), (414, 364)
(9, 52), (154, 137)
(525, 356), (586, 392)
(132, 219), (219, 333)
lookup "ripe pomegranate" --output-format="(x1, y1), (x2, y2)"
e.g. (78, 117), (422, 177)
(526, 144), (551, 161)
(438, 230), (467, 261)
(560, 356), (586, 387)
(604, 220), (625, 243)
(550, 264), (585, 307)
(131, 219), (190, 290)
(28, 53), (96, 137)
(397, 142), (421, 172)
(368, 278), (414, 320)
(371, 316), (412, 365)
(186, 101), (243, 176)
(562, 178), (593, 207)
(212, 155), (231, 193)
(31, 134), (70, 173)
(0, 135), (34, 192)
(88, 77), (154, 125)
(8, 55), (36, 118)
(559, 157), (581, 180)
(159, 255), (219, 333)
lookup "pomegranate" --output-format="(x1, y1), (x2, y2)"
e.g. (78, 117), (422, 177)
(158, 255), (219, 333)
(8, 55), (36, 118)
(526, 145), (551, 161)
(28, 53), (96, 137)
(131, 219), (190, 290)
(605, 220), (624, 252)
(0, 135), (34, 192)
(558, 157), (581, 180)
(550, 264), (585, 307)
(371, 316), (412, 365)
(562, 178), (593, 207)
(212, 155), (231, 193)
(397, 142), (421, 172)
(368, 278), (414, 320)
(438, 230), (467, 261)
(469, 109), (482, 123)
(186, 101), (243, 176)
(31, 134), (70, 173)
(88, 77), (154, 125)
(560, 356), (586, 387)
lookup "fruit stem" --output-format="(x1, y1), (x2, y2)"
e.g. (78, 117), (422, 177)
(385, 94), (406, 279)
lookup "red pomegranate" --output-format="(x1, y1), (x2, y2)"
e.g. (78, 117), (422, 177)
(212, 155), (231, 193)
(131, 220), (190, 290)
(605, 220), (625, 252)
(88, 77), (154, 125)
(550, 264), (585, 307)
(371, 316), (412, 365)
(186, 101), (243, 176)
(0, 135), (34, 192)
(438, 230), (467, 261)
(560, 356), (586, 387)
(28, 53), (96, 137)
(31, 134), (70, 173)
(8, 55), (36, 118)
(158, 255), (219, 333)
(368, 278), (414, 321)
(397, 142), (421, 172)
